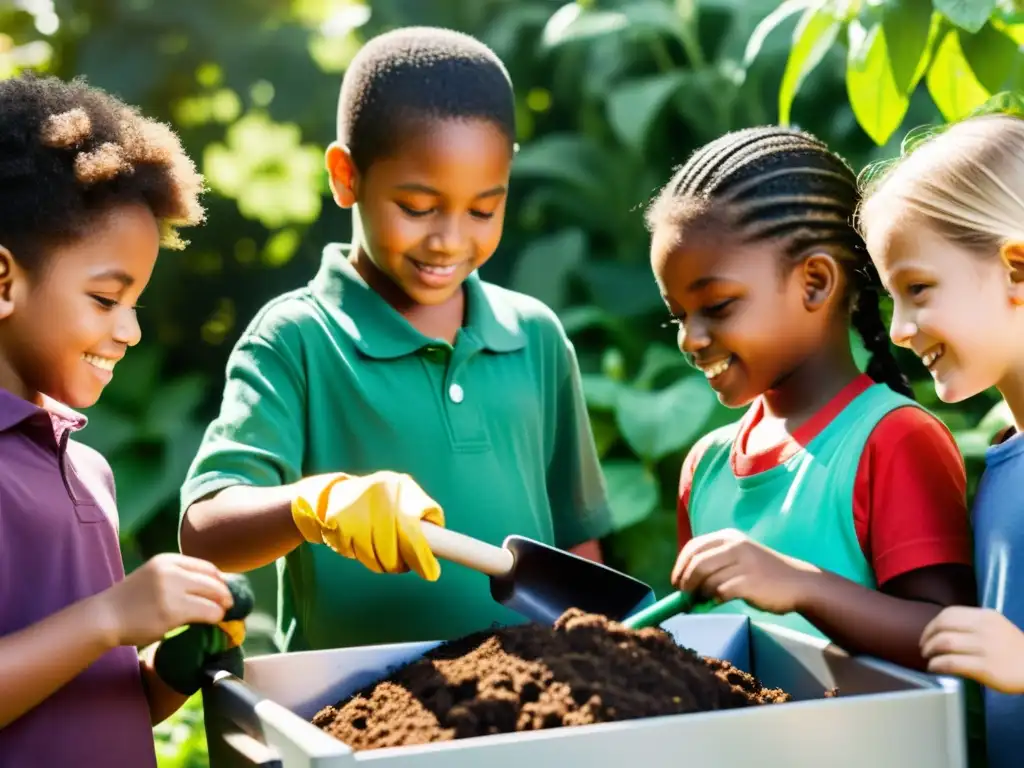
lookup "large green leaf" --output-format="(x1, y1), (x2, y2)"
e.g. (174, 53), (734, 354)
(509, 229), (586, 311)
(846, 19), (910, 145)
(959, 22), (1019, 93)
(606, 72), (688, 153)
(541, 3), (629, 48)
(934, 0), (998, 33)
(615, 375), (718, 461)
(603, 459), (660, 530)
(927, 28), (993, 120)
(544, 0), (691, 47)
(622, 0), (690, 39)
(634, 344), (690, 390)
(882, 0), (934, 93)
(743, 0), (813, 68)
(779, 4), (843, 125)
(582, 374), (624, 411)
(512, 133), (610, 195)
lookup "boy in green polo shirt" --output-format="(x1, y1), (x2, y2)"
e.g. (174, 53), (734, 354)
(178, 27), (613, 652)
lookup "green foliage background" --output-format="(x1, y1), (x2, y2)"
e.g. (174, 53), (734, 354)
(2, 1), (1022, 765)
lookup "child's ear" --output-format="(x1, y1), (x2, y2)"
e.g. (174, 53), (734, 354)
(325, 142), (358, 209)
(800, 252), (840, 312)
(1000, 241), (1024, 307)
(0, 246), (15, 320)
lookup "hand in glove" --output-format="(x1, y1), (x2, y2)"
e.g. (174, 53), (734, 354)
(291, 470), (445, 581)
(153, 573), (253, 696)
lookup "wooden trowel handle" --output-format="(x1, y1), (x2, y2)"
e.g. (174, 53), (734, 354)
(422, 522), (514, 578)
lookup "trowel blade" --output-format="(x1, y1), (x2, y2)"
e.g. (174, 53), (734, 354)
(489, 535), (657, 625)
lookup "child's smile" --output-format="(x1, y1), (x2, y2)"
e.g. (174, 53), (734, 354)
(872, 221), (1022, 404)
(409, 259), (461, 289)
(0, 203), (158, 408)
(697, 355), (734, 383)
(652, 229), (815, 409)
(920, 344), (944, 371)
(82, 352), (120, 383)
(334, 118), (512, 311)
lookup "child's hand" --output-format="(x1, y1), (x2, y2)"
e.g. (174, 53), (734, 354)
(97, 553), (233, 648)
(921, 606), (1024, 693)
(291, 470), (446, 581)
(671, 529), (817, 615)
(153, 573), (253, 695)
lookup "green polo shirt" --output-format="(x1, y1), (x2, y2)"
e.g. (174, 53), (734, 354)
(180, 243), (612, 652)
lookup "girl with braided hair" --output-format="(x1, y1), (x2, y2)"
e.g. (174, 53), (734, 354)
(647, 126), (976, 670)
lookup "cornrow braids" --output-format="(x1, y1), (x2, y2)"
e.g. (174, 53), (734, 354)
(647, 126), (913, 399)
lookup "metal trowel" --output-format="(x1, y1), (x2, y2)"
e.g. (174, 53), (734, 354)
(422, 523), (656, 625)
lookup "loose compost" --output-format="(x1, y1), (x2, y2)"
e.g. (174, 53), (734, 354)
(312, 609), (807, 751)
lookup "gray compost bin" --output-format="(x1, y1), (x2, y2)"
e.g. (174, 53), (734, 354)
(202, 614), (968, 768)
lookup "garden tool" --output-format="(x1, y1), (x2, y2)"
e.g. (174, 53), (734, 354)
(620, 590), (695, 630)
(421, 522), (656, 625)
(154, 572), (255, 695)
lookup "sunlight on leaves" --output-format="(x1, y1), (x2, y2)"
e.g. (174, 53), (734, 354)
(779, 4), (842, 125)
(204, 111), (324, 228)
(934, 0), (998, 33)
(927, 29), (992, 121)
(262, 228), (301, 267)
(846, 18), (910, 145)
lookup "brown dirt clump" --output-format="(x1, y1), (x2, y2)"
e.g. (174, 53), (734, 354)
(311, 609), (794, 751)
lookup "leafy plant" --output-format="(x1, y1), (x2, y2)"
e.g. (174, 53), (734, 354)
(748, 0), (1024, 145)
(3, 0), (1017, 758)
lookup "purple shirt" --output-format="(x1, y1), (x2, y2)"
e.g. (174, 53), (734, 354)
(0, 388), (156, 767)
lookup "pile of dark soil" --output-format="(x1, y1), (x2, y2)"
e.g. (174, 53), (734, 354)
(312, 609), (797, 751)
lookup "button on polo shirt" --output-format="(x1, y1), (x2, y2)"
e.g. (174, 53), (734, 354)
(181, 243), (613, 651)
(0, 389), (156, 767)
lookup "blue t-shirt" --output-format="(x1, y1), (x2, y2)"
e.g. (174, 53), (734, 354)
(973, 426), (1024, 768)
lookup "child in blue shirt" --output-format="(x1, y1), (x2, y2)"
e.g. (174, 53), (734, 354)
(859, 113), (1024, 768)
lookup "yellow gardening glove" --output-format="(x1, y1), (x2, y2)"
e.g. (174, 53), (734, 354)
(291, 471), (446, 581)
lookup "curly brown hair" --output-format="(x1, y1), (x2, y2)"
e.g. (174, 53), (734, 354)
(0, 72), (205, 269)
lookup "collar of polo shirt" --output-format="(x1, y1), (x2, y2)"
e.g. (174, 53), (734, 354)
(0, 387), (86, 437)
(311, 243), (527, 360)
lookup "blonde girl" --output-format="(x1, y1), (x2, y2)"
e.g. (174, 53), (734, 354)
(859, 113), (1024, 768)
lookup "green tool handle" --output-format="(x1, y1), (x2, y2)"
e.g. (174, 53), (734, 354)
(622, 591), (693, 629)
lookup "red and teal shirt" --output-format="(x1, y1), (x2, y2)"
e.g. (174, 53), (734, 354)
(678, 375), (973, 638)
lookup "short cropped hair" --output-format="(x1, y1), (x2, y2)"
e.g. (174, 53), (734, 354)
(338, 26), (516, 172)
